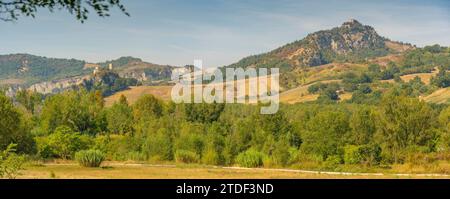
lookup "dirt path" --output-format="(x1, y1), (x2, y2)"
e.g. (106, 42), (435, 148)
(223, 166), (450, 178)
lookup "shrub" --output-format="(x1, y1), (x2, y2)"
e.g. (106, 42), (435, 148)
(92, 135), (109, 153)
(287, 148), (301, 164)
(323, 155), (342, 170)
(358, 84), (372, 94)
(175, 132), (205, 158)
(142, 130), (173, 161)
(308, 83), (322, 94)
(344, 145), (362, 164)
(272, 138), (291, 166)
(35, 137), (56, 159)
(75, 149), (105, 167)
(236, 149), (265, 168)
(344, 145), (381, 165)
(262, 156), (275, 168)
(0, 144), (26, 179)
(174, 150), (199, 163)
(126, 151), (147, 162)
(431, 70), (450, 88)
(97, 134), (141, 161)
(201, 148), (220, 165)
(36, 126), (92, 159)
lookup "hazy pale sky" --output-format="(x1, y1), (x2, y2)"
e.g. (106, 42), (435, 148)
(1, 0), (449, 67)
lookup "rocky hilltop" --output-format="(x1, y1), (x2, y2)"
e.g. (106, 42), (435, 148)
(228, 19), (413, 69)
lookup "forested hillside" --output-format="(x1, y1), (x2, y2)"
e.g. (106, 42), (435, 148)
(0, 54), (176, 86)
(0, 54), (88, 85)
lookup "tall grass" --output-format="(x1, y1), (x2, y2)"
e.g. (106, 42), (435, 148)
(75, 150), (105, 167)
(236, 149), (265, 168)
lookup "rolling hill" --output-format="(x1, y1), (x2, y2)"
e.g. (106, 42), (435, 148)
(228, 19), (413, 70)
(226, 19), (414, 89)
(102, 19), (449, 106)
(0, 54), (88, 85)
(0, 54), (178, 87)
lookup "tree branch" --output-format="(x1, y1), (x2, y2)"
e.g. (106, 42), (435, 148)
(0, 0), (129, 22)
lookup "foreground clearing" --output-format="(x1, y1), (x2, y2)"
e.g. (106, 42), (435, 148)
(19, 163), (450, 179)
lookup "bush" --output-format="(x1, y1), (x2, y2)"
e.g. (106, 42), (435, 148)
(36, 126), (91, 159)
(358, 84), (372, 94)
(308, 83), (322, 94)
(272, 139), (291, 166)
(175, 132), (205, 158)
(344, 145), (362, 164)
(344, 145), (381, 165)
(323, 155), (342, 170)
(431, 70), (450, 88)
(142, 130), (173, 161)
(202, 148), (220, 165)
(95, 134), (141, 161)
(174, 150), (199, 163)
(0, 144), (26, 179)
(75, 150), (105, 167)
(262, 156), (276, 168)
(35, 137), (56, 159)
(236, 149), (265, 168)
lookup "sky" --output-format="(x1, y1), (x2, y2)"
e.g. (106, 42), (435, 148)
(0, 0), (449, 68)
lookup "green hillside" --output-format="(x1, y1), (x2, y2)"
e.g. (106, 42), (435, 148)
(0, 54), (176, 86)
(0, 54), (88, 85)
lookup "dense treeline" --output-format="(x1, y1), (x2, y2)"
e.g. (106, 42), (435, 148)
(1, 86), (449, 171)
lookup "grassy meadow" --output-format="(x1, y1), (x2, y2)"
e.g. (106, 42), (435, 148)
(20, 161), (450, 179)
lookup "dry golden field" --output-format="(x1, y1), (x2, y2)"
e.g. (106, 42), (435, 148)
(279, 80), (342, 104)
(103, 65), (447, 106)
(422, 87), (450, 104)
(104, 86), (173, 106)
(104, 75), (277, 106)
(400, 73), (435, 85)
(19, 162), (450, 179)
